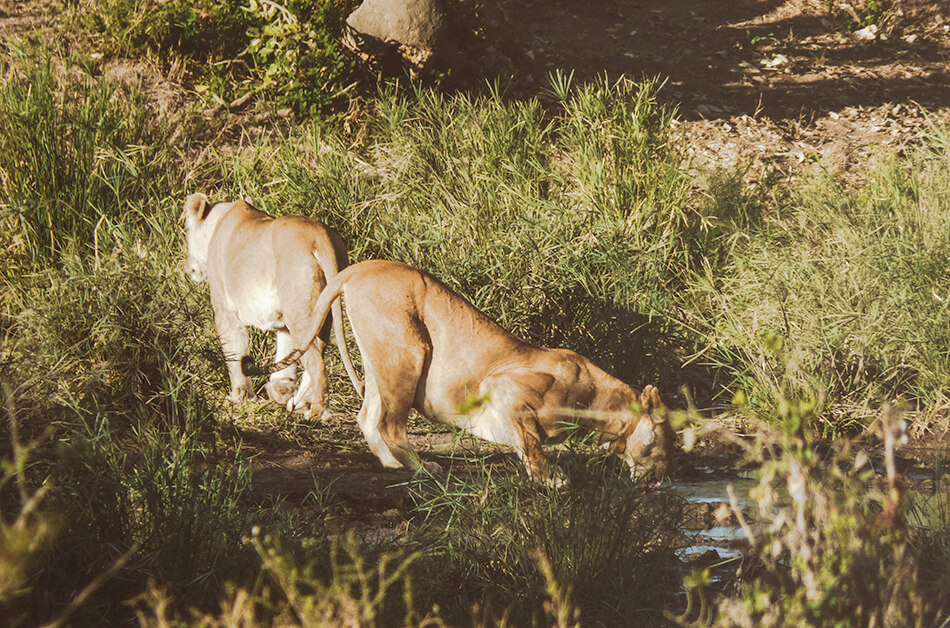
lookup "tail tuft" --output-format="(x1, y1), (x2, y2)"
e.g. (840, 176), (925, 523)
(241, 355), (263, 376)
(242, 349), (305, 377)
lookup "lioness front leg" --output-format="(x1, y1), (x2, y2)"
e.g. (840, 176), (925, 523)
(505, 417), (566, 486)
(479, 408), (561, 486)
(472, 375), (559, 484)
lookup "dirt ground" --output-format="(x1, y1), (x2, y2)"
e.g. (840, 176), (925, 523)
(3, 0), (948, 529)
(490, 0), (950, 186)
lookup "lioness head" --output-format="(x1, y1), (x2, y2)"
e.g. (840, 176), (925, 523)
(182, 193), (217, 283)
(614, 385), (675, 480)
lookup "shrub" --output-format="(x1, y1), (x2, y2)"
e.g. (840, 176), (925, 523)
(680, 406), (935, 627)
(1, 241), (257, 622)
(242, 0), (358, 118)
(0, 385), (60, 618)
(0, 374), (255, 625)
(68, 0), (359, 117)
(823, 0), (896, 33)
(69, 0), (253, 60)
(52, 375), (255, 604)
(9, 247), (217, 424)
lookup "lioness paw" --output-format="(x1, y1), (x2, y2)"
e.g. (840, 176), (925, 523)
(286, 394), (330, 422)
(227, 382), (256, 404)
(265, 378), (296, 404)
(298, 405), (331, 422)
(417, 460), (444, 475)
(639, 385), (664, 414)
(541, 470), (568, 490)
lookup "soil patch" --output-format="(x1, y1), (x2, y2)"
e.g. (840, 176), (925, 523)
(490, 0), (950, 185)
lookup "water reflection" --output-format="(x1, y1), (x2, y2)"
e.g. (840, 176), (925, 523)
(674, 476), (758, 509)
(672, 474), (758, 562)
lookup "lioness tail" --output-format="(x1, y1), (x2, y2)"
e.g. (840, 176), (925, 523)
(310, 246), (363, 398)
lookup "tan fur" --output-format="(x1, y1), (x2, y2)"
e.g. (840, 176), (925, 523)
(245, 259), (673, 480)
(182, 193), (361, 417)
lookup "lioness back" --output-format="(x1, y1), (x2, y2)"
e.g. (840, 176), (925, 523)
(338, 261), (532, 404)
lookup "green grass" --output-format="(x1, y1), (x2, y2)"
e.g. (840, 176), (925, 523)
(2, 34), (950, 626)
(0, 41), (177, 265)
(405, 455), (685, 626)
(688, 144), (950, 434)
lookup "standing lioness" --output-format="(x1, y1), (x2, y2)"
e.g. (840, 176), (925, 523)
(245, 259), (673, 480)
(182, 193), (360, 417)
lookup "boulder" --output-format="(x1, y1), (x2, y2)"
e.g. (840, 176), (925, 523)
(344, 0), (497, 82)
(346, 0), (448, 53)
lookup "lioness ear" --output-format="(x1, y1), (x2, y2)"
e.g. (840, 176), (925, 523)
(639, 385), (666, 422)
(182, 193), (210, 223)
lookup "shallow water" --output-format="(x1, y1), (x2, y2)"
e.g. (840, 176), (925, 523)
(671, 475), (759, 564)
(673, 470), (947, 567)
(673, 476), (758, 511)
(678, 544), (743, 561)
(702, 525), (747, 542)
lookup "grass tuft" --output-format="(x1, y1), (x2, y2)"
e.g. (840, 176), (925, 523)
(0, 40), (176, 265)
(688, 139), (950, 433)
(405, 455), (685, 625)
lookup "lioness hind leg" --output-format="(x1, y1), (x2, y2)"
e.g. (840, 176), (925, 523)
(356, 366), (436, 473)
(266, 330), (297, 404)
(266, 377), (295, 405)
(355, 377), (404, 469)
(378, 401), (440, 473)
(295, 339), (330, 420)
(288, 371), (312, 412)
(214, 306), (256, 403)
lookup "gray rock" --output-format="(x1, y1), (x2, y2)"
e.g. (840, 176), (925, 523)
(346, 0), (447, 50)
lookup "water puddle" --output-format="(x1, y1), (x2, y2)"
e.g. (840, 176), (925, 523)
(674, 476), (758, 510)
(671, 474), (759, 566)
(678, 544), (743, 562)
(672, 469), (948, 571)
(702, 525), (747, 542)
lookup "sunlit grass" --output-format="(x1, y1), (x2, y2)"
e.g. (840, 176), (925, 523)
(688, 146), (950, 434)
(0, 41), (177, 265)
(2, 35), (950, 625)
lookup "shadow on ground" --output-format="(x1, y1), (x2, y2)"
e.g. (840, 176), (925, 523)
(485, 0), (950, 120)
